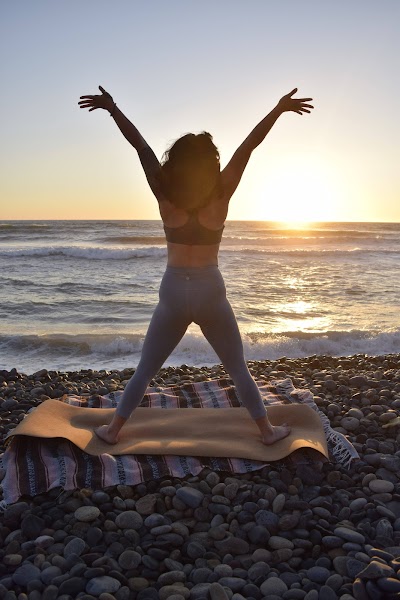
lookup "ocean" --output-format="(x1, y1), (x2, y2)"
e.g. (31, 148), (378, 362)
(1, 220), (399, 375)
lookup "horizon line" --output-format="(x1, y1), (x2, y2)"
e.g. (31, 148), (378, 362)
(1, 218), (400, 224)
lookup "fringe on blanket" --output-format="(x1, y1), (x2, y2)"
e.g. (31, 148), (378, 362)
(271, 378), (360, 469)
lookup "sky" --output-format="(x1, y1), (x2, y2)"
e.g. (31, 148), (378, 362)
(1, 1), (399, 222)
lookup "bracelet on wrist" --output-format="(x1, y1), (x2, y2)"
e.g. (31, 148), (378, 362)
(109, 102), (117, 117)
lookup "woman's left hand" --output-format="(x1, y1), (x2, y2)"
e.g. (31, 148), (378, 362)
(277, 88), (314, 115)
(78, 85), (115, 113)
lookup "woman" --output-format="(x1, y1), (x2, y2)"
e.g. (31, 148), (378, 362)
(79, 85), (314, 445)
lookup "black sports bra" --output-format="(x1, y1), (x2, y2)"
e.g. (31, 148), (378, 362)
(164, 210), (224, 245)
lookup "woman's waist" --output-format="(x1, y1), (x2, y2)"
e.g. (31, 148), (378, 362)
(165, 264), (220, 276)
(166, 242), (219, 268)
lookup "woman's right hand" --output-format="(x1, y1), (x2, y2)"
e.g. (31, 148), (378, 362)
(78, 85), (115, 113)
(277, 88), (314, 115)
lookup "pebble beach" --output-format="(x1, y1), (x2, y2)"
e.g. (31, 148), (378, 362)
(1, 353), (400, 600)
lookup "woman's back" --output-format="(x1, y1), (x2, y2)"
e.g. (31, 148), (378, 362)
(160, 192), (228, 267)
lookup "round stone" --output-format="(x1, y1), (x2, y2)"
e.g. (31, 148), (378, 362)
(346, 558), (366, 579)
(224, 483), (239, 500)
(358, 560), (394, 579)
(74, 506), (100, 522)
(349, 498), (368, 512)
(247, 561), (270, 581)
(3, 501), (30, 524)
(268, 536), (294, 550)
(279, 514), (299, 530)
(247, 525), (270, 545)
(115, 510), (143, 530)
(175, 487), (205, 508)
(209, 582), (230, 600)
(91, 491), (110, 504)
(135, 494), (158, 515)
(151, 525), (172, 535)
(118, 550), (142, 569)
(333, 556), (351, 577)
(375, 518), (393, 539)
(159, 584), (191, 600)
(157, 571), (186, 586)
(64, 537), (86, 558)
(40, 565), (63, 585)
(86, 576), (121, 595)
(205, 472), (220, 487)
(349, 376), (368, 388)
(380, 455), (400, 472)
(306, 566), (331, 583)
(322, 535), (344, 550)
(214, 537), (249, 555)
(260, 576), (288, 596)
(187, 542), (206, 559)
(352, 578), (368, 599)
(117, 484), (134, 498)
(318, 585), (339, 600)
(144, 513), (167, 528)
(325, 380), (337, 391)
(368, 479), (394, 493)
(214, 565), (233, 577)
(21, 514), (45, 539)
(208, 525), (227, 541)
(159, 485), (177, 497)
(3, 554), (22, 566)
(334, 527), (365, 544)
(58, 576), (86, 596)
(130, 577), (149, 592)
(341, 417), (360, 432)
(325, 573), (344, 591)
(376, 578), (400, 593)
(12, 563), (41, 585)
(255, 509), (279, 530)
(347, 408), (364, 419)
(86, 526), (103, 546)
(272, 493), (285, 514)
(218, 577), (247, 592)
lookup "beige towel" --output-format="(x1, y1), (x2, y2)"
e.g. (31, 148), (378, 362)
(4, 399), (329, 461)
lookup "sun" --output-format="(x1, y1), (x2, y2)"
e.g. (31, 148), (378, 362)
(277, 219), (313, 230)
(254, 153), (345, 223)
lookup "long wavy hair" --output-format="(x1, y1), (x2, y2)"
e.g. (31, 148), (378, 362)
(160, 132), (222, 210)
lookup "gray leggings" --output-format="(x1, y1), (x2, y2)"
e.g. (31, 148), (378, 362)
(116, 265), (267, 421)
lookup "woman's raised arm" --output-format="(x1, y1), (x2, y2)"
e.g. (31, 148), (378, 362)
(78, 86), (165, 202)
(220, 88), (314, 201)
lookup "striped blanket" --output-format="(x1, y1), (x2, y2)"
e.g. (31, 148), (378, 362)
(0, 377), (358, 508)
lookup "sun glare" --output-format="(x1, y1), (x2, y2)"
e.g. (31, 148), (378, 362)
(255, 154), (345, 223)
(277, 220), (313, 230)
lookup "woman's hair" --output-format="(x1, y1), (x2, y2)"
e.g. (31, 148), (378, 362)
(160, 132), (221, 209)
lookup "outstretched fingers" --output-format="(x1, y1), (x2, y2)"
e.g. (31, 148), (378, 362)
(297, 101), (314, 114)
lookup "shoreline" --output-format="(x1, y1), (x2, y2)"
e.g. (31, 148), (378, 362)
(0, 352), (400, 598)
(0, 352), (399, 403)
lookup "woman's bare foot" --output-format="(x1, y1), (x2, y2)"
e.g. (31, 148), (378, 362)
(94, 424), (120, 445)
(261, 423), (291, 445)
